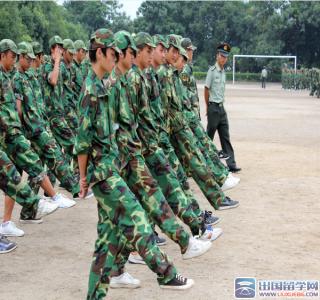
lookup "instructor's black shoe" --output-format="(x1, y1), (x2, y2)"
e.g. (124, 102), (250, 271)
(159, 274), (194, 290)
(217, 197), (239, 211)
(218, 150), (230, 160)
(228, 166), (242, 173)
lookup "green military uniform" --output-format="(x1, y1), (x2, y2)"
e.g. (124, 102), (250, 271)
(72, 40), (87, 98)
(122, 32), (201, 235)
(41, 36), (76, 166)
(179, 59), (229, 186)
(0, 40), (46, 191)
(74, 29), (177, 300)
(12, 42), (80, 197)
(0, 149), (39, 219)
(108, 64), (190, 252)
(61, 39), (79, 134)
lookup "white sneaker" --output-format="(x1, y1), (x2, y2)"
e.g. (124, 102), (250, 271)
(182, 237), (212, 260)
(221, 174), (239, 191)
(36, 199), (59, 219)
(0, 221), (25, 237)
(110, 272), (141, 289)
(128, 252), (146, 265)
(73, 190), (94, 200)
(228, 172), (240, 183)
(199, 225), (223, 242)
(52, 193), (76, 208)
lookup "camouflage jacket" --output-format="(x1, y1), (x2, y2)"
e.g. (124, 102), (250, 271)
(126, 64), (158, 153)
(143, 66), (165, 134)
(12, 69), (46, 137)
(180, 63), (200, 119)
(81, 58), (90, 79)
(74, 68), (120, 184)
(26, 67), (46, 120)
(157, 64), (186, 133)
(106, 66), (142, 164)
(41, 58), (65, 118)
(71, 59), (84, 98)
(60, 59), (77, 111)
(0, 66), (23, 145)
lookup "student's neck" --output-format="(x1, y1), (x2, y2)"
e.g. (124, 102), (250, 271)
(136, 60), (145, 71)
(92, 63), (105, 80)
(117, 62), (129, 75)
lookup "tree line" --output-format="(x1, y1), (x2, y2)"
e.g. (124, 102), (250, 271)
(1, 1), (319, 73)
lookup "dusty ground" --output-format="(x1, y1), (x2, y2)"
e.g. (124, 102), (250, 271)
(1, 82), (320, 300)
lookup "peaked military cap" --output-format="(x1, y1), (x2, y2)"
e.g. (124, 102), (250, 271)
(31, 41), (43, 55)
(217, 42), (231, 57)
(63, 39), (76, 54)
(90, 28), (121, 53)
(134, 32), (155, 48)
(74, 40), (88, 51)
(181, 38), (197, 51)
(153, 34), (169, 49)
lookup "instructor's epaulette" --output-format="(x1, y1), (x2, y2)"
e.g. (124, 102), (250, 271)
(209, 65), (216, 72)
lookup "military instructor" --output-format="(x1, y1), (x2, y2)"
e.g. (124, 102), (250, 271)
(204, 42), (241, 173)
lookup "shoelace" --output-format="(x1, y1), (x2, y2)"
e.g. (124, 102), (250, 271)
(175, 274), (187, 284)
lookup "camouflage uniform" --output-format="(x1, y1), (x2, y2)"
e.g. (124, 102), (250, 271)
(157, 53), (225, 210)
(42, 56), (76, 166)
(12, 50), (80, 197)
(179, 63), (228, 186)
(126, 59), (201, 235)
(0, 62), (46, 191)
(75, 66), (177, 300)
(108, 65), (190, 251)
(0, 148), (40, 220)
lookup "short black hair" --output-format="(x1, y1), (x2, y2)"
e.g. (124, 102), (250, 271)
(89, 47), (107, 63)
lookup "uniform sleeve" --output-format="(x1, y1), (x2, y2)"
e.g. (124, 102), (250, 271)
(205, 69), (213, 89)
(12, 74), (24, 102)
(74, 93), (96, 155)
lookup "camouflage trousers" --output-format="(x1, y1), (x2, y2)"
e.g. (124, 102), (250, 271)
(189, 119), (228, 186)
(170, 125), (225, 210)
(144, 146), (201, 235)
(30, 131), (80, 196)
(0, 149), (39, 219)
(65, 107), (79, 136)
(49, 116), (77, 169)
(159, 130), (202, 217)
(120, 154), (190, 252)
(3, 131), (46, 190)
(87, 174), (177, 300)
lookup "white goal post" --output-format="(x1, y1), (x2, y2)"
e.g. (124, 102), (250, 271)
(232, 54), (297, 84)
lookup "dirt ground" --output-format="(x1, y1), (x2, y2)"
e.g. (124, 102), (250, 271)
(1, 82), (320, 300)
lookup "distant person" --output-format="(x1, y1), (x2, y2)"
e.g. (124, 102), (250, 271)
(261, 66), (268, 88)
(204, 42), (241, 173)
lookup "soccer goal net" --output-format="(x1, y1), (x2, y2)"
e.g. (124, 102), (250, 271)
(232, 54), (297, 84)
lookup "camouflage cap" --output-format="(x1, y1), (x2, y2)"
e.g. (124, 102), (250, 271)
(49, 35), (63, 48)
(181, 37), (197, 51)
(179, 47), (188, 60)
(0, 39), (18, 54)
(90, 28), (121, 53)
(74, 40), (88, 51)
(114, 30), (137, 51)
(217, 42), (231, 57)
(167, 34), (184, 53)
(63, 39), (76, 54)
(134, 32), (156, 48)
(18, 42), (36, 59)
(31, 41), (43, 55)
(153, 34), (169, 49)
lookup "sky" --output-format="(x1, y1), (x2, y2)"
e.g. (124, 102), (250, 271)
(118, 0), (144, 19)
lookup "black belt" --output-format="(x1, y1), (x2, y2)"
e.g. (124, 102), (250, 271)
(209, 102), (223, 107)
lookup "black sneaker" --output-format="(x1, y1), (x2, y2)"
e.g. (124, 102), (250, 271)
(159, 274), (194, 290)
(154, 231), (167, 246)
(201, 210), (221, 226)
(218, 150), (230, 160)
(218, 197), (239, 211)
(0, 235), (17, 254)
